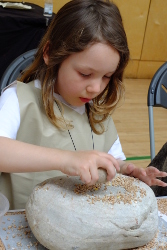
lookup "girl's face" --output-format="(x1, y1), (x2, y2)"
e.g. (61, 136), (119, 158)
(55, 42), (120, 107)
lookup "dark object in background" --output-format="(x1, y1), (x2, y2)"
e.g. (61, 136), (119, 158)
(147, 142), (167, 196)
(0, 2), (55, 82)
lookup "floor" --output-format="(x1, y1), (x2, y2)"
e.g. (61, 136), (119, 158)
(112, 78), (167, 169)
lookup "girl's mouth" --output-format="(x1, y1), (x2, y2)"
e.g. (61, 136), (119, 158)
(80, 97), (91, 103)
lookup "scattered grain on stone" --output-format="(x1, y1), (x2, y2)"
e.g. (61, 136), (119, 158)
(73, 175), (146, 205)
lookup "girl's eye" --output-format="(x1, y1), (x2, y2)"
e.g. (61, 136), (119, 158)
(104, 75), (111, 79)
(80, 73), (90, 77)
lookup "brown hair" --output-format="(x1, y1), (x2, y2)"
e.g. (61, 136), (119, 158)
(19, 0), (130, 134)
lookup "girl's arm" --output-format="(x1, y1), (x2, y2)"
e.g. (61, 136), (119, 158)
(0, 136), (120, 185)
(118, 159), (167, 187)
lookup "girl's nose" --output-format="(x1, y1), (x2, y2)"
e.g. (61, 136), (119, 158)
(86, 79), (102, 94)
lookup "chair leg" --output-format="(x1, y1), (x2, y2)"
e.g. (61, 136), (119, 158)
(148, 106), (155, 160)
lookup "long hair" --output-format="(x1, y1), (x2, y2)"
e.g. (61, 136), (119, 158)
(19, 0), (130, 134)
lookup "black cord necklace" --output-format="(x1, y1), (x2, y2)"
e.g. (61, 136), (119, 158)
(55, 102), (94, 151)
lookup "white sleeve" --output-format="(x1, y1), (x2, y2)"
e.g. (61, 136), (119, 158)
(0, 82), (20, 139)
(108, 137), (126, 160)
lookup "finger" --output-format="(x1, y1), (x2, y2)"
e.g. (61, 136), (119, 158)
(103, 165), (117, 181)
(86, 165), (105, 186)
(150, 178), (167, 187)
(121, 163), (142, 176)
(146, 167), (167, 177)
(88, 166), (99, 185)
(132, 166), (149, 177)
(98, 152), (120, 172)
(158, 172), (167, 177)
(139, 168), (147, 176)
(125, 164), (136, 175)
(146, 167), (160, 175)
(107, 167), (117, 181)
(89, 166), (117, 185)
(80, 168), (92, 185)
(146, 166), (164, 174)
(108, 155), (120, 172)
(106, 167), (117, 181)
(93, 153), (118, 178)
(89, 166), (116, 185)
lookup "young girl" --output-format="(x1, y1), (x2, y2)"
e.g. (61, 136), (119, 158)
(0, 0), (166, 209)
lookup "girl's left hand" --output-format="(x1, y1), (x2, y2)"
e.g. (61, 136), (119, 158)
(119, 162), (167, 187)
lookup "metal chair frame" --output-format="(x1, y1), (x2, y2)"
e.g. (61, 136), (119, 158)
(0, 49), (36, 94)
(147, 62), (167, 160)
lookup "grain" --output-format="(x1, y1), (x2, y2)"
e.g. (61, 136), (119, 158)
(0, 211), (41, 250)
(0, 238), (5, 250)
(73, 175), (146, 205)
(157, 199), (167, 216)
(131, 199), (167, 250)
(73, 177), (167, 249)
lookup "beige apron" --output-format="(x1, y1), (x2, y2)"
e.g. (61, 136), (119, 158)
(0, 81), (117, 209)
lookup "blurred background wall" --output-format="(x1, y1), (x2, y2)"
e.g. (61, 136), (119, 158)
(10, 0), (167, 79)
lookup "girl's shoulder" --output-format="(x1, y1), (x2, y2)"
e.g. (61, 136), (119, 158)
(0, 81), (20, 139)
(0, 81), (18, 107)
(0, 80), (40, 109)
(16, 80), (41, 94)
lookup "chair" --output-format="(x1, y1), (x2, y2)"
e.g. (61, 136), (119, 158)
(0, 49), (37, 94)
(147, 62), (167, 160)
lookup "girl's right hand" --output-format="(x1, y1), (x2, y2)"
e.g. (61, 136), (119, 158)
(0, 137), (119, 186)
(59, 150), (120, 185)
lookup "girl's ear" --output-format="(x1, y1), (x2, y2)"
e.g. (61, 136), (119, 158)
(43, 41), (50, 65)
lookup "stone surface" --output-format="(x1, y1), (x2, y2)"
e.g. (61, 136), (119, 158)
(26, 174), (158, 250)
(97, 168), (108, 183)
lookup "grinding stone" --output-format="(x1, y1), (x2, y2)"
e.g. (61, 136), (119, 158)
(26, 174), (158, 250)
